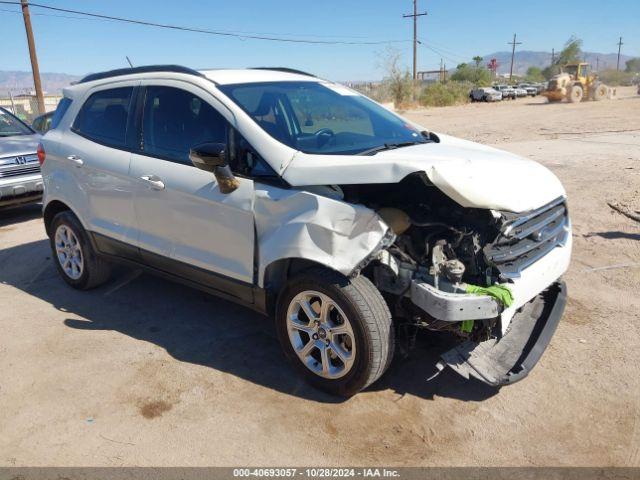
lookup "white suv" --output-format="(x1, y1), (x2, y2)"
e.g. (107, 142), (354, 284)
(41, 66), (571, 396)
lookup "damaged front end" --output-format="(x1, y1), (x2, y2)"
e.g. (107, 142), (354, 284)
(346, 173), (571, 386)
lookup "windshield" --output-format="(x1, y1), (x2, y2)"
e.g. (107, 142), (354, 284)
(219, 81), (427, 155)
(564, 65), (578, 76)
(0, 108), (34, 137)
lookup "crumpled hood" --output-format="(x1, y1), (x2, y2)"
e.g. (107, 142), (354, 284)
(0, 133), (40, 158)
(281, 133), (565, 213)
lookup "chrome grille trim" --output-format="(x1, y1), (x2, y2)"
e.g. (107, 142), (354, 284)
(484, 197), (569, 278)
(0, 165), (41, 178)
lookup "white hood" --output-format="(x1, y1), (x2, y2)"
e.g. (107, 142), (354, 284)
(281, 133), (565, 213)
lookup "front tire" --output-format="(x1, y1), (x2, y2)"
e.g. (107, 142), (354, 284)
(275, 268), (394, 397)
(569, 84), (584, 103)
(49, 211), (111, 290)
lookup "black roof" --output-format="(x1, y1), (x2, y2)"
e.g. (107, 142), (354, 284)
(78, 65), (205, 84)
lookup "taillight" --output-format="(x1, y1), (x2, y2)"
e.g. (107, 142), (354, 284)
(37, 143), (46, 165)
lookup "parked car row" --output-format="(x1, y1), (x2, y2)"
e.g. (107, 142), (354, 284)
(469, 82), (546, 102)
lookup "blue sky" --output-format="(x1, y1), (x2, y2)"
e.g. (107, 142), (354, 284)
(2, 0), (639, 80)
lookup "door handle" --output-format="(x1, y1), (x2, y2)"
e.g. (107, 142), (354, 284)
(140, 175), (165, 190)
(67, 155), (84, 167)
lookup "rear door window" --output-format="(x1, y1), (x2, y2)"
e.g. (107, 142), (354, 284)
(73, 87), (133, 148)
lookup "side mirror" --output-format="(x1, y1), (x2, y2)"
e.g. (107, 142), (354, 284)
(189, 142), (226, 172)
(189, 142), (240, 194)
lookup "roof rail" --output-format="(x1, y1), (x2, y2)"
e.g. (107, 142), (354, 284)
(250, 67), (316, 78)
(79, 65), (205, 84)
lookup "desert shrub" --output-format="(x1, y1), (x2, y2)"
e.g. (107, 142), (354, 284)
(597, 70), (635, 86)
(372, 47), (422, 108)
(418, 81), (472, 107)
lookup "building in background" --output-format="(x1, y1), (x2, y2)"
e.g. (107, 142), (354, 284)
(0, 91), (61, 123)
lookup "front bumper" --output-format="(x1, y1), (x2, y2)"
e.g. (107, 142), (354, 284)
(438, 281), (566, 386)
(0, 174), (43, 207)
(412, 233), (572, 386)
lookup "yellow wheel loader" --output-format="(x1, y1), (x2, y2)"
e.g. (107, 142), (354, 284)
(542, 63), (609, 103)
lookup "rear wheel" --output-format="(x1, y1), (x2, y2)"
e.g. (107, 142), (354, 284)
(568, 84), (584, 103)
(592, 83), (608, 101)
(49, 211), (111, 290)
(275, 268), (394, 397)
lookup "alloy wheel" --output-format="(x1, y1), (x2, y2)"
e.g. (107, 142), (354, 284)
(54, 224), (84, 280)
(286, 290), (356, 379)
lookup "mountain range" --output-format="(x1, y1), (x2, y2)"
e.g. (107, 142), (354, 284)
(480, 50), (633, 75)
(1, 49), (636, 94)
(0, 71), (81, 96)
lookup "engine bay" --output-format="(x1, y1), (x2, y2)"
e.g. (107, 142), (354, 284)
(340, 172), (507, 341)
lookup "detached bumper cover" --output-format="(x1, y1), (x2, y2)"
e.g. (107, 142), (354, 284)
(437, 281), (566, 386)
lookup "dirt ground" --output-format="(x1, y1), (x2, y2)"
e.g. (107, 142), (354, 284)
(1, 87), (638, 467)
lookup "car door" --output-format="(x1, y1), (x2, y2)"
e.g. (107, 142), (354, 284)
(67, 83), (140, 250)
(128, 81), (255, 300)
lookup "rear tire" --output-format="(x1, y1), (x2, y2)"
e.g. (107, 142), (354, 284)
(592, 83), (608, 101)
(568, 84), (584, 103)
(49, 211), (111, 290)
(275, 268), (394, 397)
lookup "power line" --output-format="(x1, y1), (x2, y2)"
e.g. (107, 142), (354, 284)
(0, 0), (411, 46)
(0, 5), (396, 41)
(418, 41), (460, 67)
(419, 39), (470, 61)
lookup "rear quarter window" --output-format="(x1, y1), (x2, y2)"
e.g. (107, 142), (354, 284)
(72, 87), (133, 147)
(50, 97), (72, 130)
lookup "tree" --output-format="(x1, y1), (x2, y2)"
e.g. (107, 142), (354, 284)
(450, 63), (491, 86)
(525, 66), (544, 82)
(625, 58), (640, 73)
(472, 56), (483, 68)
(377, 47), (415, 107)
(542, 36), (583, 79)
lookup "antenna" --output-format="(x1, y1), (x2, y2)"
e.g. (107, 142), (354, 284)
(126, 56), (134, 68)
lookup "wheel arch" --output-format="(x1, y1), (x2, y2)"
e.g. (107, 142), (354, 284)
(43, 199), (82, 237)
(262, 258), (347, 313)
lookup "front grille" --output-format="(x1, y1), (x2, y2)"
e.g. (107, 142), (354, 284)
(484, 197), (569, 278)
(0, 163), (41, 178)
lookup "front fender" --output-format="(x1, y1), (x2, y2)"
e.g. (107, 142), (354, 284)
(254, 185), (390, 288)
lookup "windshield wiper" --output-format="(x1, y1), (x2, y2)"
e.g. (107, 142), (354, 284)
(358, 141), (425, 156)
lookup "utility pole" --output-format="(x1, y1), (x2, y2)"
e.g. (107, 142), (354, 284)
(551, 48), (555, 64)
(403, 0), (427, 80)
(616, 37), (623, 71)
(596, 56), (599, 72)
(20, 0), (45, 115)
(508, 33), (522, 82)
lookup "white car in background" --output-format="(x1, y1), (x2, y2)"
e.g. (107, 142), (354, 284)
(517, 84), (538, 96)
(494, 84), (516, 100)
(40, 66), (571, 396)
(512, 86), (528, 98)
(469, 87), (503, 102)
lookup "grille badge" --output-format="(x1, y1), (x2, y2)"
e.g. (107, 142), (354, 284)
(15, 156), (27, 165)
